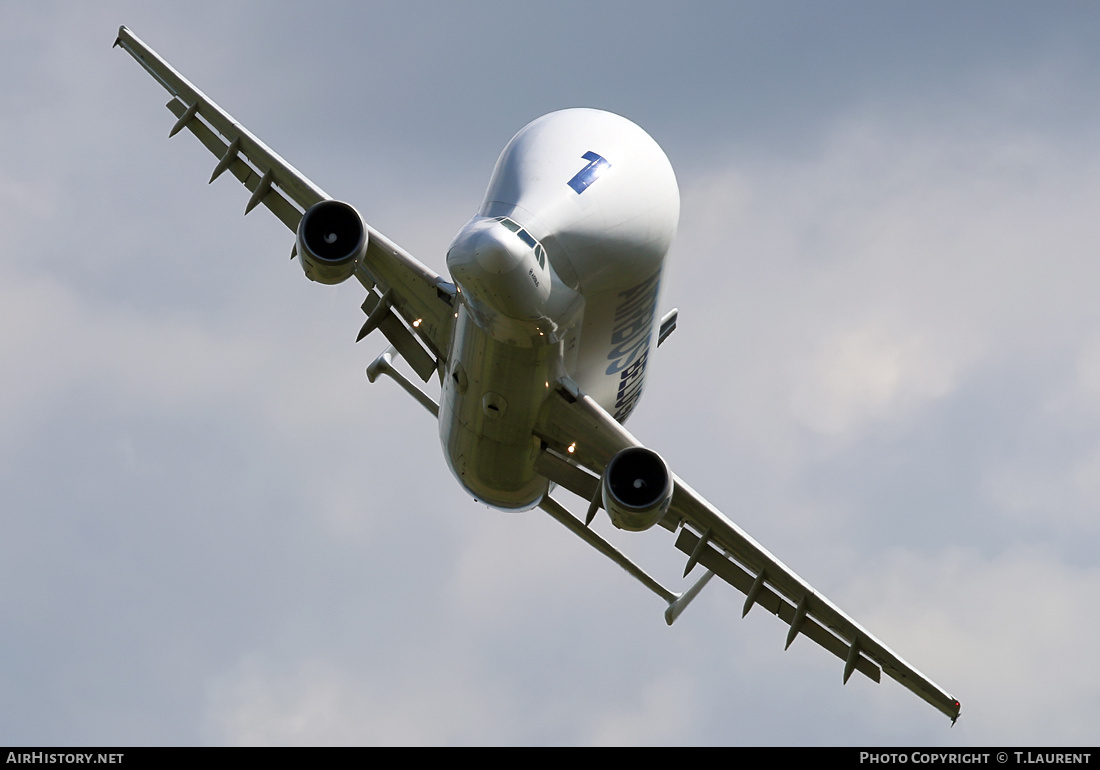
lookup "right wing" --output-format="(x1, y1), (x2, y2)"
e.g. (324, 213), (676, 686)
(665, 480), (961, 722)
(534, 379), (962, 723)
(114, 26), (455, 379)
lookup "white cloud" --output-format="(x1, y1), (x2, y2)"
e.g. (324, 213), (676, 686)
(588, 671), (696, 746)
(851, 545), (1100, 745)
(666, 105), (1100, 466)
(790, 325), (954, 438)
(203, 655), (508, 746)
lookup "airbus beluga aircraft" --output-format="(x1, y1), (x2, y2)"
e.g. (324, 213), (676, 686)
(115, 26), (961, 724)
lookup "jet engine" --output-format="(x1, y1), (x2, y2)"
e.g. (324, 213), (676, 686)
(296, 200), (369, 284)
(601, 446), (673, 531)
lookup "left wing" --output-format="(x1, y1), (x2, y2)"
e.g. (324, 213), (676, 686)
(534, 378), (962, 723)
(114, 26), (454, 378)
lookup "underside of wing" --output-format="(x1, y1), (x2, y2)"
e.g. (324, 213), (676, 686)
(534, 378), (961, 723)
(114, 27), (325, 228)
(115, 26), (455, 374)
(667, 479), (960, 721)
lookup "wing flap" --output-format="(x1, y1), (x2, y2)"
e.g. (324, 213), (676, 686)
(164, 97), (304, 231)
(359, 291), (438, 381)
(674, 526), (881, 683)
(534, 448), (600, 501)
(355, 238), (456, 365)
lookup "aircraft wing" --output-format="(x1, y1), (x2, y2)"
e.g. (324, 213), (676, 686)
(114, 27), (454, 377)
(534, 379), (962, 723)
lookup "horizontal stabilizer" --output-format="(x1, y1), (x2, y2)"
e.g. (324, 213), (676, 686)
(658, 308), (678, 347)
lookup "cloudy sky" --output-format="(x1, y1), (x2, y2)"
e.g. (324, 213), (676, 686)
(3, 0), (1100, 746)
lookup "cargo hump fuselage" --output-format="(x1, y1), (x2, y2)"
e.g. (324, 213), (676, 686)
(441, 109), (680, 509)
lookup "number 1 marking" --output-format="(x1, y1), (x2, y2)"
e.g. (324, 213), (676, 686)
(567, 151), (611, 194)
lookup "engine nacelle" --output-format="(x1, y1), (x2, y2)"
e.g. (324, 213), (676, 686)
(601, 446), (673, 532)
(296, 200), (369, 284)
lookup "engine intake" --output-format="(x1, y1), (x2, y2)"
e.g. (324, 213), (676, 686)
(296, 200), (368, 284)
(602, 446), (673, 531)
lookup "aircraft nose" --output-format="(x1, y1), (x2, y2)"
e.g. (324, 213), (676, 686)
(446, 217), (551, 321)
(447, 218), (532, 292)
(454, 220), (526, 275)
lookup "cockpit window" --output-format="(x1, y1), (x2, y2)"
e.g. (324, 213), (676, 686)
(517, 228), (537, 250)
(494, 217), (546, 269)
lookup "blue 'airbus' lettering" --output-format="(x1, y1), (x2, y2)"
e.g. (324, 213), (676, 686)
(606, 273), (660, 420)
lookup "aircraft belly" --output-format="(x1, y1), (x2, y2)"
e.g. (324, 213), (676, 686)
(439, 305), (555, 511)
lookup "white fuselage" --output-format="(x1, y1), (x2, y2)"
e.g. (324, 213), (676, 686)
(440, 109), (680, 510)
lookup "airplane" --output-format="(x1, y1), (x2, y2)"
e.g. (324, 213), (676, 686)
(114, 26), (961, 725)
